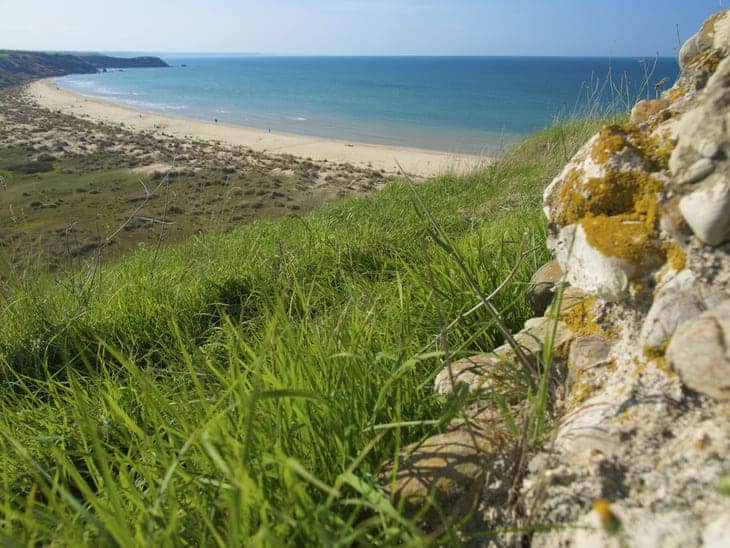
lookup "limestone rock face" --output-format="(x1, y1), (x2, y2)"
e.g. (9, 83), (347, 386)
(381, 11), (730, 545)
(520, 11), (730, 546)
(667, 299), (730, 400)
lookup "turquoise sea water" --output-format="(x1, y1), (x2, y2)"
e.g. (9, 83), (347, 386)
(55, 56), (679, 154)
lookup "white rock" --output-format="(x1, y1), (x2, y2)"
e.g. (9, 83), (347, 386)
(679, 177), (730, 245)
(640, 288), (705, 349)
(678, 30), (703, 69)
(551, 223), (633, 301)
(703, 513), (730, 548)
(678, 158), (715, 185)
(568, 335), (611, 386)
(712, 10), (730, 50)
(434, 355), (498, 395)
(697, 139), (723, 159)
(667, 299), (730, 400)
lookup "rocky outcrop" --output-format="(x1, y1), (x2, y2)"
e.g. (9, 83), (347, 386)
(0, 50), (168, 88)
(381, 10), (730, 546)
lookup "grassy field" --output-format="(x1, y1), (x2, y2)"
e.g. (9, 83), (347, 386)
(0, 87), (386, 280)
(0, 117), (608, 545)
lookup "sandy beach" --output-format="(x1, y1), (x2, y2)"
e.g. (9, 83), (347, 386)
(27, 79), (490, 177)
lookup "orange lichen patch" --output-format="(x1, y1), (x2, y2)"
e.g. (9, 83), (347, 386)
(561, 296), (602, 337)
(646, 108), (677, 132)
(632, 357), (647, 379)
(663, 241), (687, 271)
(553, 164), (667, 271)
(614, 409), (633, 425)
(592, 499), (622, 535)
(624, 124), (675, 172)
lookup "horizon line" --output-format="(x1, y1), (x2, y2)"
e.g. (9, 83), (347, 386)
(3, 48), (680, 60)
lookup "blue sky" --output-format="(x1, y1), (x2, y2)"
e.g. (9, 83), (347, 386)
(0, 0), (724, 56)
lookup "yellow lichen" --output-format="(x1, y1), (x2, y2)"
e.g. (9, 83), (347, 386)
(561, 296), (602, 336)
(591, 126), (630, 164)
(624, 124), (675, 172)
(643, 343), (667, 360)
(663, 242), (687, 271)
(582, 214), (663, 267)
(666, 84), (687, 102)
(569, 381), (598, 406)
(690, 49), (723, 74)
(592, 499), (621, 535)
(556, 169), (662, 226)
(589, 124), (674, 172)
(641, 344), (676, 377)
(614, 408), (633, 425)
(632, 356), (647, 379)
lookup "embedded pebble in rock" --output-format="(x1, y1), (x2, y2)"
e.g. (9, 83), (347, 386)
(640, 279), (706, 350)
(559, 285), (591, 311)
(379, 427), (505, 524)
(433, 355), (499, 396)
(678, 158), (715, 185)
(567, 335), (611, 387)
(697, 139), (723, 159)
(527, 259), (563, 316)
(516, 316), (574, 355)
(667, 299), (730, 400)
(678, 178), (730, 245)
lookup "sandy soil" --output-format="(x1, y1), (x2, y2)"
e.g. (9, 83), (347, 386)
(28, 79), (490, 177)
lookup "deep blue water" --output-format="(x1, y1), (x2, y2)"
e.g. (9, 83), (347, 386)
(55, 56), (679, 154)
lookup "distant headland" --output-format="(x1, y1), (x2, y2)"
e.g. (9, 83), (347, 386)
(0, 50), (168, 87)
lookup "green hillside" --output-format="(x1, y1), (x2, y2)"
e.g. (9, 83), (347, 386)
(0, 50), (168, 87)
(0, 118), (609, 544)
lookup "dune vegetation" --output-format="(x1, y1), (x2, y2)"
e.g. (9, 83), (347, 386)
(0, 117), (611, 544)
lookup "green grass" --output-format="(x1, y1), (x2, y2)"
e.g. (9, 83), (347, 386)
(0, 118), (608, 545)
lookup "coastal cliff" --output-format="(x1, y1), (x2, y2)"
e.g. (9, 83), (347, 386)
(384, 10), (730, 546)
(0, 50), (168, 87)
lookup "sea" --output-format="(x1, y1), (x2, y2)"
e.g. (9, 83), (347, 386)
(54, 56), (680, 155)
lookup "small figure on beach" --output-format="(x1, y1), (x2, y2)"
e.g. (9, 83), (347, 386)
(214, 118), (218, 123)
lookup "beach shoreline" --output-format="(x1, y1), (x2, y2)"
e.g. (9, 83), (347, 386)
(27, 79), (490, 177)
